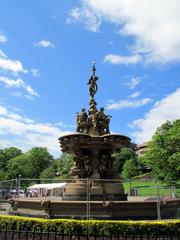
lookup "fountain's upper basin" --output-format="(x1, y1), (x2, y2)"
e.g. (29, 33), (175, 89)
(59, 133), (131, 153)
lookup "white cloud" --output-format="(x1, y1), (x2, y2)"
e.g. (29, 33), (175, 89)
(0, 58), (27, 74)
(126, 77), (140, 89)
(0, 105), (24, 121)
(106, 98), (152, 110)
(71, 0), (180, 64)
(0, 32), (7, 43)
(0, 49), (27, 76)
(130, 88), (180, 143)
(67, 7), (101, 32)
(34, 40), (55, 48)
(0, 76), (38, 97)
(68, 8), (81, 21)
(129, 92), (141, 98)
(0, 104), (72, 156)
(104, 54), (142, 65)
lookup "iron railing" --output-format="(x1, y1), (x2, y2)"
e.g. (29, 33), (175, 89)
(0, 228), (179, 240)
(1, 178), (180, 220)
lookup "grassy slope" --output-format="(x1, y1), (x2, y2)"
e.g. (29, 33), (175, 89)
(123, 181), (180, 197)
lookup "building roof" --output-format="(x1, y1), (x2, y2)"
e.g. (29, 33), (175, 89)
(28, 183), (66, 190)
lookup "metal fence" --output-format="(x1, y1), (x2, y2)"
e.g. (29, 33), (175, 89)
(0, 228), (179, 240)
(0, 178), (179, 220)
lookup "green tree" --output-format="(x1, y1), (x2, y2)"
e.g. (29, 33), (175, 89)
(113, 148), (138, 176)
(3, 147), (22, 160)
(143, 120), (180, 182)
(165, 153), (180, 182)
(0, 147), (22, 170)
(56, 153), (74, 178)
(7, 154), (34, 179)
(40, 166), (57, 179)
(0, 150), (6, 169)
(137, 155), (152, 174)
(27, 147), (54, 178)
(122, 159), (139, 180)
(0, 169), (6, 180)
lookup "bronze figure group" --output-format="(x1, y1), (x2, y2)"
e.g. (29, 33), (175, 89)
(76, 64), (111, 136)
(76, 107), (111, 135)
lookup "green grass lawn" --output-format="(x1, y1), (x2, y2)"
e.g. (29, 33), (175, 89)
(123, 181), (180, 197)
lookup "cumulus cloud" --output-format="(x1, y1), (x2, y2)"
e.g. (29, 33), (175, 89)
(0, 57), (27, 74)
(0, 51), (37, 99)
(0, 32), (7, 43)
(70, 0), (180, 64)
(130, 88), (180, 143)
(106, 98), (152, 110)
(34, 40), (55, 48)
(0, 76), (38, 97)
(104, 54), (142, 65)
(0, 104), (72, 156)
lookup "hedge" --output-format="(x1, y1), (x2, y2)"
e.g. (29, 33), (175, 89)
(0, 215), (179, 235)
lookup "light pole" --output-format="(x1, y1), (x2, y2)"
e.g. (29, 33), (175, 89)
(18, 174), (21, 198)
(156, 181), (161, 220)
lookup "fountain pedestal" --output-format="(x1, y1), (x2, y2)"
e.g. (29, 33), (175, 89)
(60, 133), (131, 200)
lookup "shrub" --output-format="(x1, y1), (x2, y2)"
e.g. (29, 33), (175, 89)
(0, 216), (179, 235)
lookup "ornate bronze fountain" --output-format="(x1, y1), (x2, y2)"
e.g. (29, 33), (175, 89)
(59, 64), (131, 200)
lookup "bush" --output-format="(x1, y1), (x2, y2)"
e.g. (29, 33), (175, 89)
(0, 216), (179, 235)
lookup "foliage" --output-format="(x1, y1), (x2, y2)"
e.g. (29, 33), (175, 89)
(0, 147), (22, 170)
(165, 153), (180, 182)
(122, 158), (139, 180)
(40, 165), (57, 179)
(113, 148), (138, 176)
(0, 216), (179, 235)
(0, 169), (6, 180)
(0, 146), (58, 180)
(137, 155), (152, 174)
(27, 147), (54, 178)
(56, 153), (74, 178)
(143, 120), (180, 182)
(0, 150), (6, 169)
(7, 154), (34, 179)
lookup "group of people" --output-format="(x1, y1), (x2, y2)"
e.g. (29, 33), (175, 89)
(25, 190), (38, 198)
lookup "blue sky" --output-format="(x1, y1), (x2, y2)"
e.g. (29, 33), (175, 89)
(0, 0), (180, 156)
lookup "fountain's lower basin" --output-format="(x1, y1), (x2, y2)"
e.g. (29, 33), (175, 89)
(9, 198), (180, 220)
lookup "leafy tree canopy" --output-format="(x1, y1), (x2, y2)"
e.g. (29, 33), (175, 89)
(113, 148), (137, 175)
(40, 165), (57, 179)
(27, 147), (54, 178)
(122, 158), (139, 180)
(7, 154), (34, 179)
(0, 169), (6, 181)
(143, 119), (180, 182)
(56, 153), (74, 178)
(0, 147), (22, 170)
